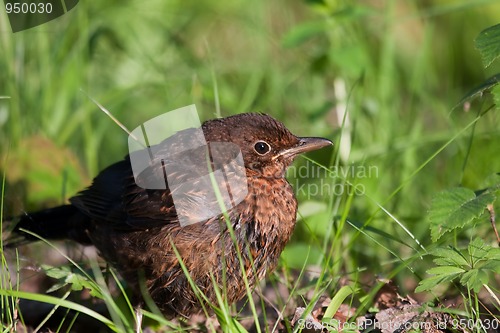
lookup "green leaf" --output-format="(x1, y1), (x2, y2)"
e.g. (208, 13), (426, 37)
(475, 23), (500, 68)
(467, 238), (491, 264)
(41, 265), (103, 299)
(415, 275), (442, 293)
(455, 74), (500, 109)
(484, 247), (500, 261)
(426, 266), (465, 276)
(415, 266), (465, 293)
(68, 272), (103, 298)
(431, 247), (469, 267)
(42, 265), (71, 279)
(480, 260), (500, 273)
(415, 273), (452, 293)
(66, 273), (86, 291)
(467, 238), (500, 272)
(455, 238), (500, 292)
(459, 269), (488, 293)
(417, 237), (500, 295)
(428, 187), (496, 242)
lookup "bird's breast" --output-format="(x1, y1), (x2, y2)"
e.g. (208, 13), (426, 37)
(245, 176), (298, 252)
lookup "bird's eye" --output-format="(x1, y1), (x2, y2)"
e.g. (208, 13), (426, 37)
(254, 141), (271, 155)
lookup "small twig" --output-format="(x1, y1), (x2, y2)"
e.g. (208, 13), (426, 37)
(483, 284), (500, 307)
(255, 288), (283, 324)
(487, 204), (500, 246)
(135, 305), (143, 333)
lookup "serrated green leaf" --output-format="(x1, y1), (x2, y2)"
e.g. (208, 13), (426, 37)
(479, 260), (500, 273)
(431, 247), (469, 267)
(42, 265), (71, 279)
(425, 265), (464, 285)
(433, 257), (458, 267)
(415, 274), (451, 293)
(459, 269), (488, 293)
(484, 247), (500, 261)
(41, 264), (103, 299)
(475, 24), (500, 68)
(415, 275), (441, 293)
(459, 270), (476, 291)
(66, 273), (85, 291)
(468, 238), (491, 264)
(426, 266), (465, 276)
(477, 269), (489, 289)
(68, 274), (103, 298)
(415, 266), (465, 293)
(455, 74), (500, 109)
(428, 187), (496, 241)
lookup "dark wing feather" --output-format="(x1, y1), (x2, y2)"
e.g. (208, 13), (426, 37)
(70, 156), (179, 230)
(69, 126), (239, 231)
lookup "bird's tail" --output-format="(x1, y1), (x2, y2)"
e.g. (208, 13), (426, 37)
(4, 205), (92, 247)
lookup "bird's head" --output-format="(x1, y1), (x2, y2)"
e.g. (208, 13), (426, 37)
(202, 113), (332, 178)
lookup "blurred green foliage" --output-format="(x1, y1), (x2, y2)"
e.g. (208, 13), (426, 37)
(1, 0), (500, 310)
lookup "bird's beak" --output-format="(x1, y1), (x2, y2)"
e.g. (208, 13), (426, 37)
(275, 137), (333, 160)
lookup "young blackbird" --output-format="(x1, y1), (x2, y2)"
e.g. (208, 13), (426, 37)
(9, 113), (332, 317)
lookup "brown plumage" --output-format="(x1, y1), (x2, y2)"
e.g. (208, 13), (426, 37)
(10, 113), (332, 317)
